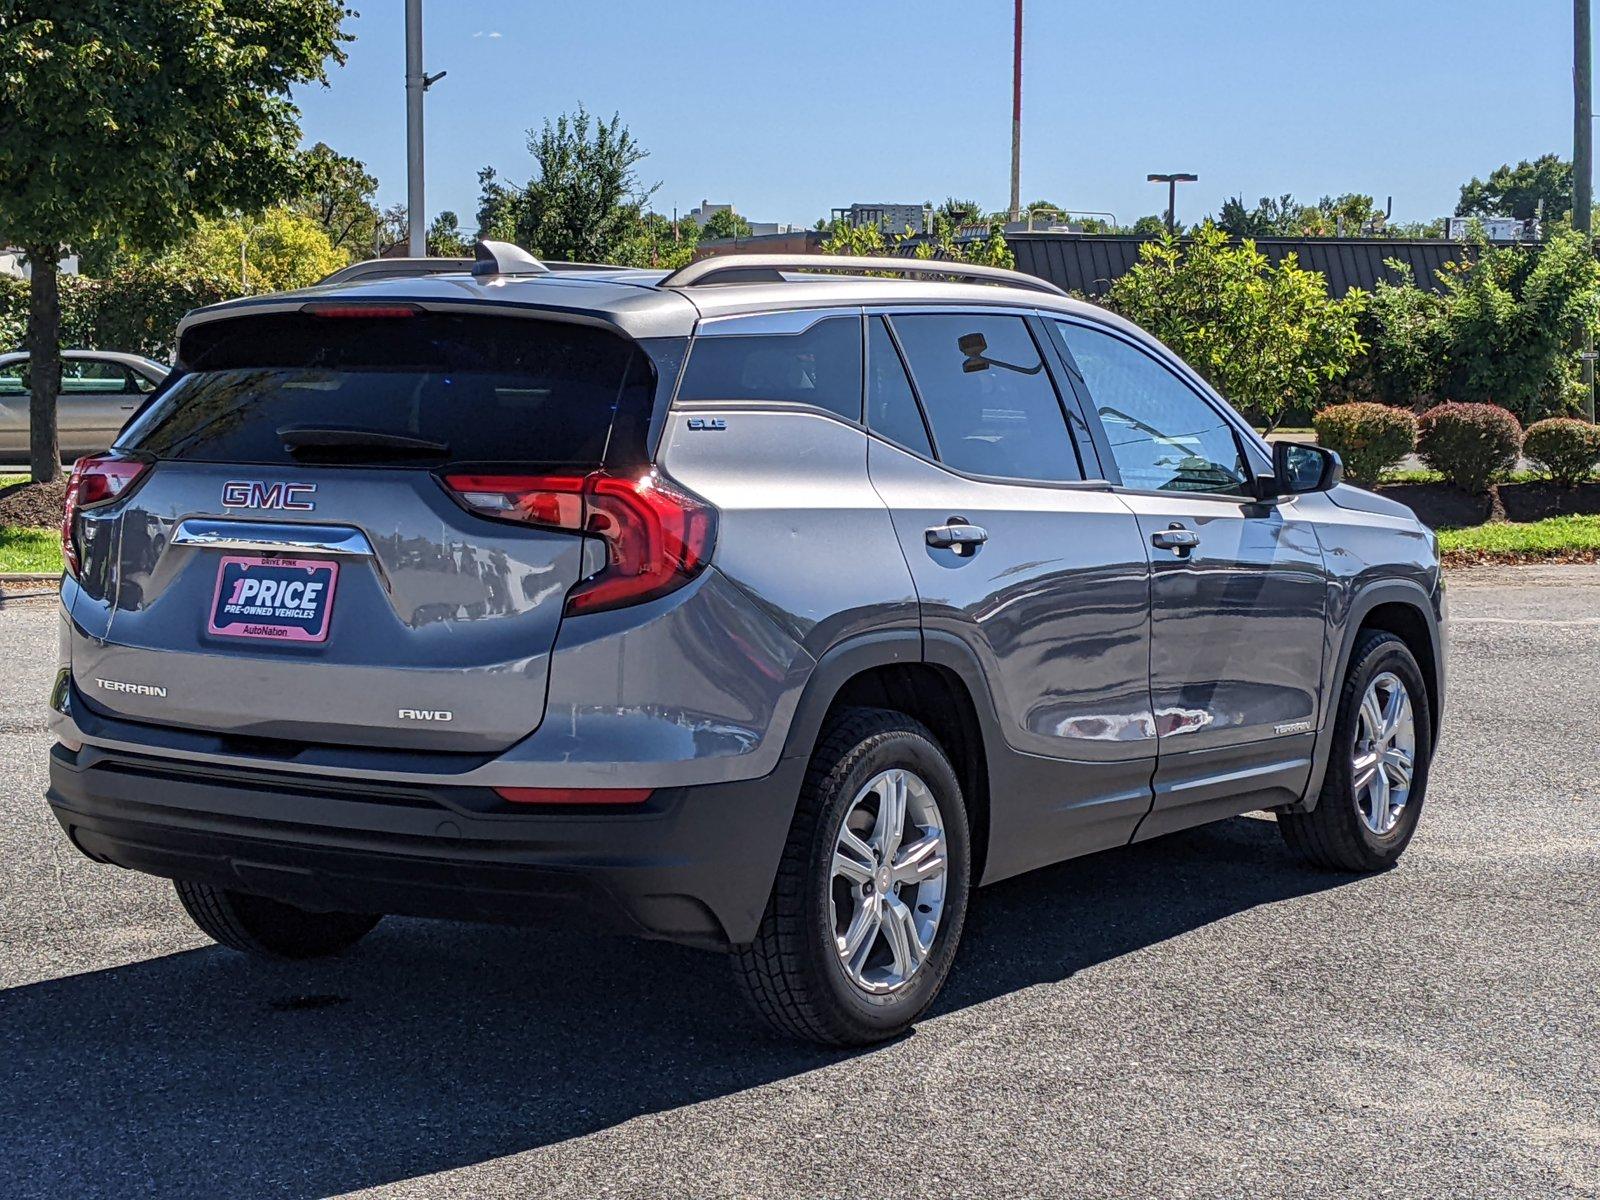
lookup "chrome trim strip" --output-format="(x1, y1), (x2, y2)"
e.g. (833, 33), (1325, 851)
(170, 519), (375, 558)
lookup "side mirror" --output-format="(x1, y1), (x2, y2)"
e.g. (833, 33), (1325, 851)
(1269, 441), (1342, 496)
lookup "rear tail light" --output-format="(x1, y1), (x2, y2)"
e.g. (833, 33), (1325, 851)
(442, 469), (716, 616)
(61, 455), (149, 577)
(493, 786), (653, 806)
(299, 302), (421, 319)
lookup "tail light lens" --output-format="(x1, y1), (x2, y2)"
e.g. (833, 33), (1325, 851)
(61, 455), (149, 578)
(442, 469), (716, 616)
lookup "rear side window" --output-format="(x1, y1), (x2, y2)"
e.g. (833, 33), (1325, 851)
(119, 313), (655, 469)
(866, 317), (932, 456)
(676, 315), (863, 422)
(890, 314), (1081, 482)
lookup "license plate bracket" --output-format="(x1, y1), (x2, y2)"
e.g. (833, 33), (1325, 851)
(208, 555), (339, 643)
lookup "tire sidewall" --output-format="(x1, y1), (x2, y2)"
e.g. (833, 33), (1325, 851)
(804, 726), (971, 1037)
(1333, 636), (1433, 863)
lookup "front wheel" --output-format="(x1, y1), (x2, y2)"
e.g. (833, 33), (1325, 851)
(732, 708), (972, 1046)
(1280, 630), (1433, 872)
(174, 880), (381, 959)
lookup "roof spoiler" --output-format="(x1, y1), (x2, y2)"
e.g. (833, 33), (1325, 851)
(657, 253), (1068, 297)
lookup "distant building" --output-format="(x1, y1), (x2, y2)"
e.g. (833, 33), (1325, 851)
(686, 200), (799, 237)
(1445, 216), (1538, 243)
(0, 248), (79, 280)
(831, 203), (932, 235)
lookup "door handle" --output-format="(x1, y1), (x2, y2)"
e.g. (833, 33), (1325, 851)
(1151, 526), (1200, 555)
(926, 520), (988, 554)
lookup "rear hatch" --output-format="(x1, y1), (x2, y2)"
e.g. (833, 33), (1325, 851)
(67, 307), (659, 752)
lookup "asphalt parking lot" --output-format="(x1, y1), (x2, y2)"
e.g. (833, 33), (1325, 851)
(2, 568), (1597, 1199)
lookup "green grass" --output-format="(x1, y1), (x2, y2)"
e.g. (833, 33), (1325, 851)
(0, 474), (27, 490)
(1437, 515), (1600, 560)
(0, 527), (61, 574)
(1380, 467), (1542, 486)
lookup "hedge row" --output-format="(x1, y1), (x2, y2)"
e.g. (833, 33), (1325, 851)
(0, 263), (231, 359)
(1314, 402), (1600, 492)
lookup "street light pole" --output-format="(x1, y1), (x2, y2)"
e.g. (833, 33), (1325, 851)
(1147, 173), (1199, 235)
(1577, 0), (1595, 420)
(1009, 0), (1023, 224)
(404, 0), (426, 258)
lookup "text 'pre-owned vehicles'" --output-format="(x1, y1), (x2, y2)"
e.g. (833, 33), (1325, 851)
(46, 242), (1445, 1045)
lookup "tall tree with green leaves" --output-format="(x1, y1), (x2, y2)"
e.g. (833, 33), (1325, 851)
(0, 1), (351, 482)
(476, 106), (655, 263)
(1456, 154), (1573, 221)
(700, 208), (753, 241)
(294, 142), (381, 258)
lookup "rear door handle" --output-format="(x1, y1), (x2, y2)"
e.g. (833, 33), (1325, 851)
(926, 520), (988, 553)
(1151, 527), (1200, 553)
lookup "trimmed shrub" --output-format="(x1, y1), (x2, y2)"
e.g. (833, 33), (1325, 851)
(1523, 418), (1600, 487)
(1312, 402), (1417, 484)
(1416, 402), (1523, 494)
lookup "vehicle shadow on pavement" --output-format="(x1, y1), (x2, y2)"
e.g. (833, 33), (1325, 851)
(0, 815), (1351, 1199)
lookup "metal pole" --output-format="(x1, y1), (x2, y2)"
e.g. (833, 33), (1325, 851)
(1167, 179), (1177, 234)
(1009, 0), (1022, 224)
(405, 0), (426, 258)
(1578, 0), (1595, 420)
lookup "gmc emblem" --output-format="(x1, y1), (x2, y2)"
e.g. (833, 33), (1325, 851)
(221, 480), (317, 511)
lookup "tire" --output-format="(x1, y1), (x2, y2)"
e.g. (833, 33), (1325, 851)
(732, 707), (972, 1046)
(1280, 629), (1433, 872)
(174, 880), (381, 959)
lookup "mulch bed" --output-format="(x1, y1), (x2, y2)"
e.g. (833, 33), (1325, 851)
(1441, 548), (1600, 569)
(1376, 481), (1600, 528)
(0, 479), (67, 529)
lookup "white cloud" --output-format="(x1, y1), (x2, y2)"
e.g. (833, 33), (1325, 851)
(472, 30), (502, 38)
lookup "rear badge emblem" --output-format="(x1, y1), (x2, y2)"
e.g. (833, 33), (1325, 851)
(686, 417), (726, 431)
(96, 678), (167, 699)
(221, 481), (317, 511)
(398, 708), (453, 722)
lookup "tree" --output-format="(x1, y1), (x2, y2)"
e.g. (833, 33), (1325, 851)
(0, 1), (350, 482)
(700, 208), (753, 241)
(168, 208), (345, 293)
(475, 106), (655, 263)
(820, 213), (1015, 270)
(612, 212), (698, 269)
(1106, 224), (1368, 430)
(1217, 194), (1302, 237)
(426, 211), (471, 257)
(1129, 214), (1169, 238)
(938, 197), (982, 224)
(294, 142), (381, 257)
(1456, 154), (1573, 222)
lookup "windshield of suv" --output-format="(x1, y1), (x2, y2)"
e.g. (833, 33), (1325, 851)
(118, 312), (655, 469)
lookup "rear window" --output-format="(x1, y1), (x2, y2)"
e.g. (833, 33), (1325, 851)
(119, 313), (656, 469)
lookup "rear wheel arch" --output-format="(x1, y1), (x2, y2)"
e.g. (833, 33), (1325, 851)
(782, 632), (996, 882)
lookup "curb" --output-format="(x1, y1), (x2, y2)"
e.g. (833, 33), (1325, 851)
(0, 573), (59, 584)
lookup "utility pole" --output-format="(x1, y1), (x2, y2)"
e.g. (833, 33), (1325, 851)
(404, 0), (446, 258)
(1147, 173), (1198, 235)
(1009, 0), (1023, 224)
(1577, 0), (1595, 420)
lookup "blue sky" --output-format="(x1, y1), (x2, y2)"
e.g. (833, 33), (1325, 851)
(294, 0), (1585, 231)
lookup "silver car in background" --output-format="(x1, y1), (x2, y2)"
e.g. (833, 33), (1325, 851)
(0, 350), (168, 459)
(45, 243), (1446, 1046)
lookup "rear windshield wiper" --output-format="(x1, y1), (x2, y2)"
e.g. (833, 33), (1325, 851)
(278, 425), (450, 456)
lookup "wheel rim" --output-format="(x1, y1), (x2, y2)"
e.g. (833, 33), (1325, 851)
(829, 768), (949, 994)
(1352, 671), (1416, 835)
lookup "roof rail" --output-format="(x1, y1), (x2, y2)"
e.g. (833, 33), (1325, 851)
(473, 239), (550, 278)
(656, 253), (1068, 297)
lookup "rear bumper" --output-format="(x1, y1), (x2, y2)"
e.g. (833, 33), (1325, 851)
(46, 743), (803, 949)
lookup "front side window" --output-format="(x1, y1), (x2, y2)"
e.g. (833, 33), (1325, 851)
(677, 315), (862, 422)
(1056, 322), (1251, 496)
(62, 360), (138, 395)
(890, 313), (1080, 482)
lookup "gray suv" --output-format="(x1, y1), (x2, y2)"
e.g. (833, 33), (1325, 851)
(46, 243), (1446, 1046)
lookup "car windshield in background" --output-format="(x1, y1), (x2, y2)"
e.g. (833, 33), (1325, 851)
(118, 313), (654, 469)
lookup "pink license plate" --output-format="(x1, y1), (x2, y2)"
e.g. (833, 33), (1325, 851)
(207, 555), (339, 643)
